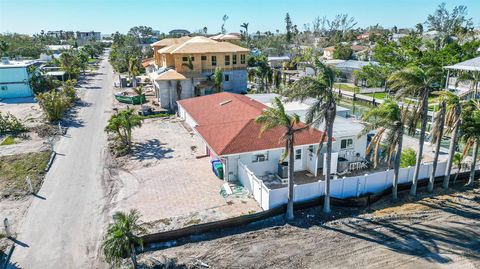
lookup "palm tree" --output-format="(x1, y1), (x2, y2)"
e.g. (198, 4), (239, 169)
(221, 14), (229, 34)
(59, 50), (80, 80)
(360, 99), (405, 199)
(388, 66), (443, 196)
(182, 56), (195, 100)
(255, 97), (306, 220)
(452, 152), (463, 184)
(442, 92), (462, 190)
(459, 100), (480, 186)
(127, 56), (140, 88)
(427, 99), (446, 192)
(285, 61), (336, 213)
(240, 22), (249, 44)
(105, 108), (142, 150)
(102, 209), (146, 268)
(0, 40), (9, 56)
(212, 67), (223, 93)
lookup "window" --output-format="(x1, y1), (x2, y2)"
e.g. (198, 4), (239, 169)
(182, 57), (188, 62)
(0, 85), (7, 91)
(211, 55), (217, 66)
(201, 55), (207, 61)
(225, 55), (230, 66)
(232, 55), (237, 65)
(240, 54), (246, 64)
(340, 138), (354, 149)
(224, 74), (230, 81)
(295, 149), (302, 160)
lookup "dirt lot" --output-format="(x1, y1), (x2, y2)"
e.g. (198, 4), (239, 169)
(137, 184), (480, 269)
(109, 117), (261, 233)
(0, 97), (49, 156)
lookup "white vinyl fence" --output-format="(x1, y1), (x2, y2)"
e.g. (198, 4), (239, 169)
(238, 160), (448, 210)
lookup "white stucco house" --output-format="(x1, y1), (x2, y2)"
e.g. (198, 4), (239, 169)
(177, 92), (330, 183)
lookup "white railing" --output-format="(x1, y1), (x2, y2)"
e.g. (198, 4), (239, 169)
(238, 161), (270, 210)
(241, 161), (451, 210)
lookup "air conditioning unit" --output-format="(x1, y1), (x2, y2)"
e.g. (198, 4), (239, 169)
(254, 154), (266, 162)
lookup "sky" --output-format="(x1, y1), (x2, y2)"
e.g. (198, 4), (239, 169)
(1, 0), (479, 35)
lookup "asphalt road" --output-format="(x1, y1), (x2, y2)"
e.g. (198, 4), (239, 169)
(9, 56), (114, 268)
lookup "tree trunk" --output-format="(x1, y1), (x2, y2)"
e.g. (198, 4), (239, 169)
(323, 108), (335, 213)
(132, 75), (137, 88)
(443, 107), (460, 190)
(286, 135), (295, 220)
(410, 93), (429, 196)
(428, 102), (445, 193)
(130, 244), (138, 269)
(454, 164), (461, 184)
(467, 140), (479, 186)
(392, 123), (403, 200)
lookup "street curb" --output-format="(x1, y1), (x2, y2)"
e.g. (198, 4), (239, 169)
(45, 151), (57, 172)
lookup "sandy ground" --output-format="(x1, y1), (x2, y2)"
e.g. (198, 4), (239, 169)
(137, 184), (480, 269)
(0, 98), (48, 156)
(109, 117), (261, 233)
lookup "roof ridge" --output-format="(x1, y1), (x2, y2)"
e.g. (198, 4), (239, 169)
(219, 119), (255, 154)
(229, 94), (266, 112)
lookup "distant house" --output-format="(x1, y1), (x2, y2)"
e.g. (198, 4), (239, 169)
(210, 33), (241, 42)
(46, 45), (73, 59)
(150, 36), (249, 110)
(0, 58), (39, 99)
(75, 31), (101, 46)
(328, 60), (379, 83)
(323, 45), (368, 60)
(323, 46), (336, 59)
(267, 56), (290, 69)
(169, 29), (191, 36)
(356, 32), (381, 41)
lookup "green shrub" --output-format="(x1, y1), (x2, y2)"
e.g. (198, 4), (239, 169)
(36, 90), (69, 122)
(0, 112), (28, 135)
(36, 80), (77, 122)
(400, 148), (417, 168)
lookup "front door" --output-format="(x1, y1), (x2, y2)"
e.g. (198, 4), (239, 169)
(294, 148), (303, 171)
(306, 146), (318, 176)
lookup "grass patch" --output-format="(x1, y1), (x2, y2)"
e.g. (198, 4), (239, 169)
(0, 151), (51, 198)
(334, 83), (360, 93)
(88, 58), (98, 64)
(183, 218), (201, 227)
(139, 113), (171, 120)
(1, 136), (15, 146)
(362, 92), (388, 100)
(157, 218), (172, 226)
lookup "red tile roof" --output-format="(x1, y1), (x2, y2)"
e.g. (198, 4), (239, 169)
(178, 92), (329, 155)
